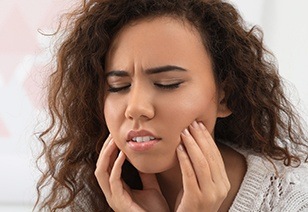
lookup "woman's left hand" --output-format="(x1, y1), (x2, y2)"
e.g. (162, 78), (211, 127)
(175, 121), (230, 212)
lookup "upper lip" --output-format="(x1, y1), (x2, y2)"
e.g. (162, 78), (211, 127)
(126, 129), (161, 141)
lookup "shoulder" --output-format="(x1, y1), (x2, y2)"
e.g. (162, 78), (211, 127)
(229, 147), (308, 212)
(272, 160), (308, 211)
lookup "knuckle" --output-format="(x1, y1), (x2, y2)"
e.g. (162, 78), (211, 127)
(94, 168), (101, 178)
(225, 180), (231, 191)
(185, 168), (195, 178)
(109, 176), (115, 184)
(205, 189), (227, 205)
(179, 150), (190, 161)
(206, 152), (216, 161)
(218, 190), (228, 200)
(198, 158), (208, 169)
(215, 186), (230, 202)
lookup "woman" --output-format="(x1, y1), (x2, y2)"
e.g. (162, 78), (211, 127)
(35, 0), (308, 211)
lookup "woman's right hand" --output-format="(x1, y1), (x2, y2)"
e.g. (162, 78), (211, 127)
(95, 135), (169, 212)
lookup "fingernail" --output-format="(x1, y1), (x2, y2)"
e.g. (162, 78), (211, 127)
(178, 144), (184, 151)
(108, 139), (114, 145)
(199, 122), (206, 130)
(192, 121), (199, 128)
(182, 128), (190, 136)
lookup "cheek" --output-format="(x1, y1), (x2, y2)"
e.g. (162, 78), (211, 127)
(104, 98), (124, 138)
(160, 89), (218, 133)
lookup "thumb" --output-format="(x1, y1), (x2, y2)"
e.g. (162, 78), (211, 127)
(139, 172), (161, 192)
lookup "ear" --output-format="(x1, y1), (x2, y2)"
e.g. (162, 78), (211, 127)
(217, 88), (232, 118)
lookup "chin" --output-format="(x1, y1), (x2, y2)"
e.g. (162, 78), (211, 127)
(129, 154), (177, 174)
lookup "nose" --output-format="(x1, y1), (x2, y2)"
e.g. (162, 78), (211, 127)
(124, 83), (155, 121)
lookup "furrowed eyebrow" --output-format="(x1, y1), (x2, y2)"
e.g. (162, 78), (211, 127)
(145, 65), (187, 74)
(105, 65), (187, 77)
(105, 70), (129, 78)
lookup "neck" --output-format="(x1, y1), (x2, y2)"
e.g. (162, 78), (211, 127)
(156, 162), (183, 211)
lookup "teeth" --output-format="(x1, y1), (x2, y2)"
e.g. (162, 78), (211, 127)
(132, 136), (155, 143)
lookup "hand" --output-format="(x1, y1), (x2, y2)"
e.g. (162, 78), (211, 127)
(175, 121), (230, 212)
(95, 135), (169, 212)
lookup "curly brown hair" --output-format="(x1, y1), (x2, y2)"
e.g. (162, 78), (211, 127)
(35, 0), (308, 211)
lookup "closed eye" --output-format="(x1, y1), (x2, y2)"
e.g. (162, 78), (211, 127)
(154, 82), (183, 90)
(107, 82), (184, 92)
(107, 84), (131, 93)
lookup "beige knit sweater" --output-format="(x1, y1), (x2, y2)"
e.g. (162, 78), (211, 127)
(228, 146), (308, 212)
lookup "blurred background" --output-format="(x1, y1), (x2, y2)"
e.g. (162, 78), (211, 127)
(0, 0), (307, 211)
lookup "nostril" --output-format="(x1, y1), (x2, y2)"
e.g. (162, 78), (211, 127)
(125, 102), (155, 120)
(124, 86), (155, 120)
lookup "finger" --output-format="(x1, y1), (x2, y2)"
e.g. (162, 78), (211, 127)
(109, 151), (128, 195)
(96, 134), (113, 168)
(97, 134), (118, 173)
(176, 143), (199, 192)
(96, 137), (116, 169)
(195, 122), (228, 181)
(101, 134), (113, 152)
(139, 172), (161, 192)
(109, 151), (135, 210)
(188, 122), (221, 179)
(189, 121), (229, 193)
(180, 128), (212, 187)
(95, 139), (117, 198)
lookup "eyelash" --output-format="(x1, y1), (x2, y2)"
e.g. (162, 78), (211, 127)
(107, 82), (183, 93)
(107, 85), (131, 93)
(154, 82), (182, 90)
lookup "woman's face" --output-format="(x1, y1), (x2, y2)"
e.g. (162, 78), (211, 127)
(104, 16), (230, 173)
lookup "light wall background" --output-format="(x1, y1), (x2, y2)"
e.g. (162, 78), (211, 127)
(0, 0), (307, 211)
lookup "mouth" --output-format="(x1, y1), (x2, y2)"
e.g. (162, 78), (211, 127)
(126, 130), (162, 151)
(131, 136), (157, 143)
(126, 129), (161, 141)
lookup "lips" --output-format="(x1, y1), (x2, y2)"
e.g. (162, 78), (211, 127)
(126, 130), (161, 142)
(126, 130), (162, 151)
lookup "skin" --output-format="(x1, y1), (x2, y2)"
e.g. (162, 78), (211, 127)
(95, 16), (246, 211)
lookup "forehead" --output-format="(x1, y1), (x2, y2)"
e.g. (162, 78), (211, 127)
(105, 16), (211, 71)
(109, 16), (201, 47)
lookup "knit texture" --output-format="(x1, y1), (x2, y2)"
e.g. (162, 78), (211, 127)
(228, 146), (308, 212)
